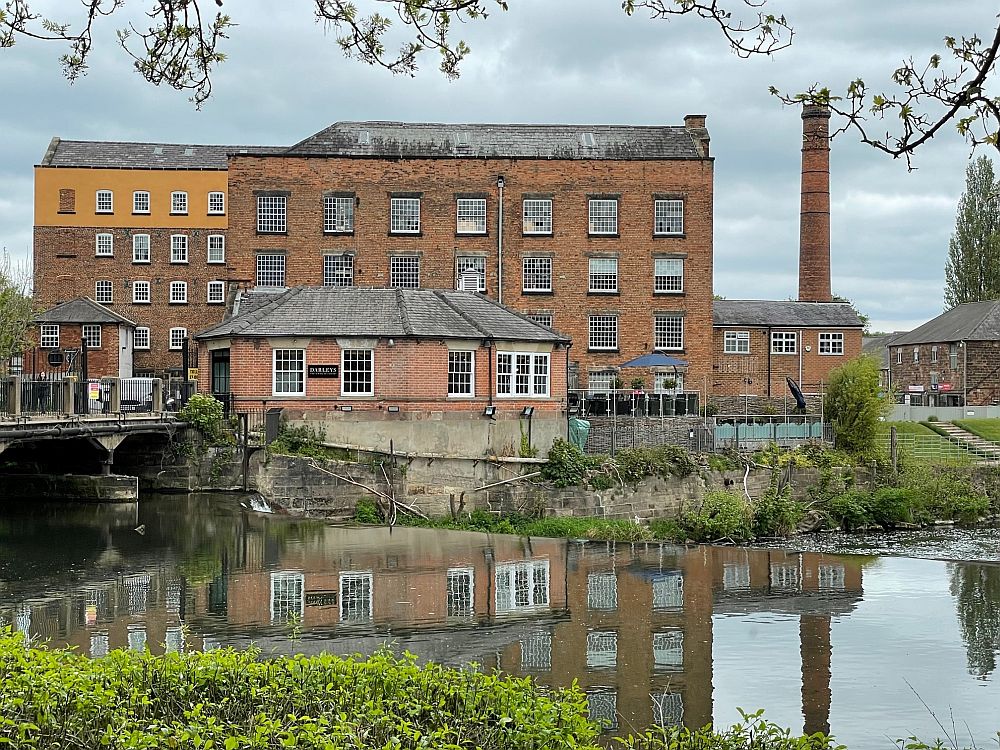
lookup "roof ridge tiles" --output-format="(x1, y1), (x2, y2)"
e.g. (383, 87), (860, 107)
(432, 290), (488, 338)
(396, 288), (415, 336)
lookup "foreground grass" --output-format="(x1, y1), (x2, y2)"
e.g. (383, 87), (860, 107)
(954, 418), (1000, 443)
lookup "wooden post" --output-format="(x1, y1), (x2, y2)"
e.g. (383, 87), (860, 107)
(890, 425), (898, 473)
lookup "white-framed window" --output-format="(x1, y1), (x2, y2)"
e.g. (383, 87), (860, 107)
(132, 234), (150, 263)
(653, 630), (684, 671)
(588, 199), (618, 235)
(127, 626), (147, 652)
(654, 371), (684, 393)
(448, 351), (475, 397)
(528, 313), (553, 328)
(134, 327), (150, 350)
(446, 568), (475, 618)
(588, 258), (618, 292)
(523, 198), (553, 234)
(913, 347), (919, 363)
(270, 571), (304, 624)
(771, 331), (797, 354)
(342, 349), (374, 396)
(40, 324), (59, 348)
(724, 330), (750, 354)
(654, 258), (684, 293)
(90, 634), (109, 658)
(257, 195), (287, 233)
(950, 344), (958, 369)
(170, 234), (188, 263)
(95, 233), (113, 257)
(818, 563), (846, 591)
(771, 563), (801, 591)
(165, 627), (184, 654)
(207, 235), (225, 264)
(654, 199), (684, 235)
(496, 352), (550, 397)
(587, 690), (618, 731)
(586, 630), (617, 669)
(273, 349), (305, 395)
(651, 572), (684, 610)
(132, 281), (151, 304)
(324, 195), (354, 233)
(207, 281), (226, 304)
(95, 189), (113, 213)
(390, 197), (421, 234)
(208, 191), (225, 215)
(323, 254), (355, 287)
(95, 280), (113, 303)
(587, 572), (618, 610)
(170, 191), (188, 214)
(818, 332), (844, 355)
(522, 257), (552, 292)
(132, 190), (150, 214)
(390, 256), (420, 288)
(456, 256), (486, 292)
(82, 324), (101, 349)
(931, 345), (938, 363)
(169, 281), (188, 304)
(495, 560), (549, 612)
(456, 198), (487, 234)
(340, 572), (374, 622)
(589, 315), (618, 350)
(256, 254), (286, 287)
(169, 328), (187, 350)
(896, 348), (903, 365)
(588, 369), (617, 394)
(654, 315), (684, 351)
(520, 633), (552, 670)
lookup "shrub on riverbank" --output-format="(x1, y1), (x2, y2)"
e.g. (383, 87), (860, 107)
(0, 631), (598, 750)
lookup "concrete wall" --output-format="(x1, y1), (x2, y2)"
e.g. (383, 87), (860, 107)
(286, 411), (566, 458)
(889, 404), (1000, 421)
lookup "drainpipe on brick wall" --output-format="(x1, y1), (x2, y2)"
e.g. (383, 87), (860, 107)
(798, 328), (804, 392)
(497, 175), (506, 305)
(487, 339), (495, 407)
(963, 340), (968, 407)
(564, 342), (572, 440)
(766, 326), (772, 398)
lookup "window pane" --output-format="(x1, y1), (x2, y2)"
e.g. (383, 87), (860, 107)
(457, 198), (486, 233)
(257, 195), (287, 233)
(448, 351), (474, 396)
(523, 199), (552, 234)
(133, 191), (149, 213)
(522, 257), (552, 292)
(390, 256), (420, 288)
(390, 197), (420, 233)
(133, 281), (150, 303)
(324, 195), (355, 232)
(654, 258), (683, 292)
(133, 235), (150, 263)
(654, 199), (684, 234)
(171, 235), (188, 263)
(171, 192), (188, 213)
(342, 349), (373, 395)
(588, 199), (618, 234)
(446, 568), (474, 617)
(589, 315), (617, 350)
(324, 254), (355, 286)
(340, 573), (373, 622)
(256, 254), (286, 287)
(95, 280), (113, 303)
(588, 257), (618, 292)
(134, 327), (150, 349)
(96, 233), (113, 256)
(208, 191), (225, 214)
(207, 235), (225, 263)
(654, 316), (683, 351)
(273, 349), (305, 395)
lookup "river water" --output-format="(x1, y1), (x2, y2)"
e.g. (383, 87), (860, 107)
(1, 493), (998, 749)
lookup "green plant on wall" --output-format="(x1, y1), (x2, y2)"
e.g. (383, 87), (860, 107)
(176, 394), (229, 446)
(519, 421), (539, 458)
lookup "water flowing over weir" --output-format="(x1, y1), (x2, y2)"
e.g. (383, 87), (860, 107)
(0, 493), (998, 749)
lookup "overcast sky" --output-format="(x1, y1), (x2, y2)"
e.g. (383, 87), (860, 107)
(1, 1), (996, 332)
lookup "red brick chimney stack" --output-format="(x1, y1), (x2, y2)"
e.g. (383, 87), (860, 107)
(798, 103), (832, 302)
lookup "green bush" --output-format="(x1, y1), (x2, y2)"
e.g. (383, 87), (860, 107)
(868, 487), (913, 528)
(752, 487), (805, 537)
(268, 424), (351, 460)
(621, 709), (840, 749)
(615, 445), (697, 484)
(520, 516), (652, 541)
(827, 490), (872, 531)
(0, 631), (598, 750)
(354, 496), (382, 524)
(679, 490), (752, 543)
(541, 439), (602, 487)
(176, 393), (229, 444)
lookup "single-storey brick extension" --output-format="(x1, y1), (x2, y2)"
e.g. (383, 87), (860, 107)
(195, 286), (570, 455)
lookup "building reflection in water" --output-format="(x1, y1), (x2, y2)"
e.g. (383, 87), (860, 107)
(0, 501), (865, 740)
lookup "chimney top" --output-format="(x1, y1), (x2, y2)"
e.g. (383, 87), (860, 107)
(684, 114), (707, 129)
(801, 103), (831, 120)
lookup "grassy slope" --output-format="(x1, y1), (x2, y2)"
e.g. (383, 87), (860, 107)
(954, 419), (1000, 443)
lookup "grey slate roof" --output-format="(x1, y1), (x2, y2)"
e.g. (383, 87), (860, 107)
(197, 287), (571, 343)
(35, 297), (135, 326)
(862, 332), (906, 368)
(281, 121), (705, 160)
(713, 300), (864, 328)
(890, 300), (1000, 345)
(39, 138), (286, 170)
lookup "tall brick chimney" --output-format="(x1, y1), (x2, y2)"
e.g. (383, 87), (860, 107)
(798, 104), (832, 302)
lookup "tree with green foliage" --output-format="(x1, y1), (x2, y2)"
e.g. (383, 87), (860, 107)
(944, 156), (1000, 308)
(2, 1), (1000, 163)
(0, 256), (34, 373)
(825, 355), (890, 456)
(950, 563), (1000, 680)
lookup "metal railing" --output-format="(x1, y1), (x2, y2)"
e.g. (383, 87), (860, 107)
(568, 389), (700, 418)
(1, 376), (167, 418)
(888, 432), (980, 463)
(713, 414), (831, 449)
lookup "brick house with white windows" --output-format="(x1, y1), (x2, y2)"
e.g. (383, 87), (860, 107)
(224, 119), (714, 397)
(194, 286), (570, 456)
(711, 300), (864, 397)
(25, 297), (136, 379)
(32, 139), (284, 378)
(886, 300), (1000, 407)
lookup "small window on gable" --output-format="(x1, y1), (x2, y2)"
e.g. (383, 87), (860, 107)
(581, 132), (596, 148)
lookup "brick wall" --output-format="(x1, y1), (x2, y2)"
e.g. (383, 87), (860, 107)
(967, 341), (1000, 405)
(887, 340), (967, 405)
(711, 326), (862, 396)
(22, 322), (122, 378)
(225, 154), (714, 390)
